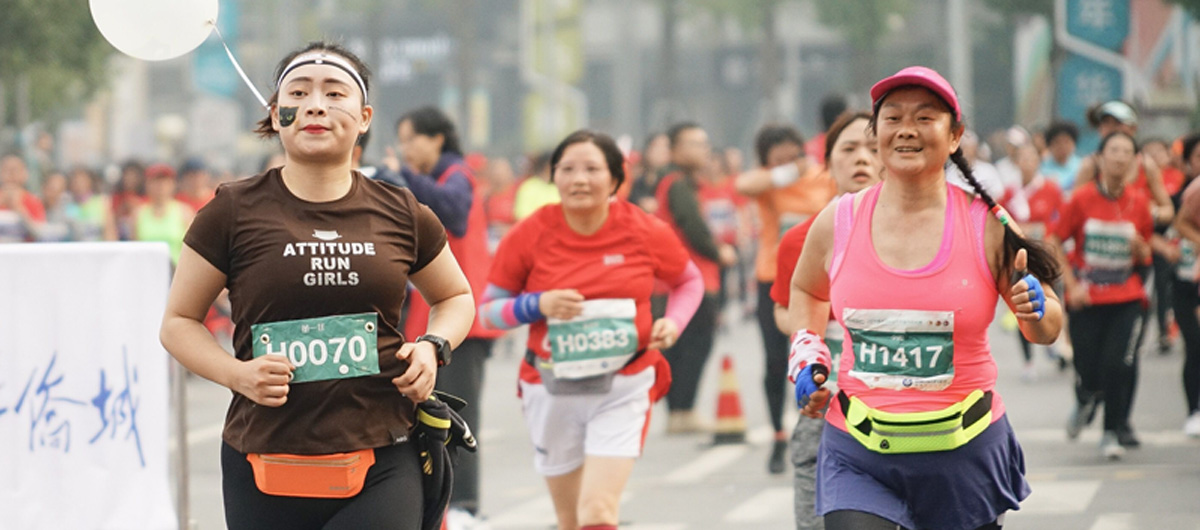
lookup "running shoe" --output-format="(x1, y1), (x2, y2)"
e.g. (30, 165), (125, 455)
(1101, 431), (1125, 460)
(1046, 346), (1069, 372)
(446, 507), (491, 530)
(666, 410), (710, 435)
(1185, 411), (1200, 438)
(768, 439), (787, 474)
(1020, 362), (1037, 383)
(1066, 399), (1097, 441)
(1116, 426), (1141, 448)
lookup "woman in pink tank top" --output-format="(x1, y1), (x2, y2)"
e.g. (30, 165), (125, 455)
(783, 67), (1064, 530)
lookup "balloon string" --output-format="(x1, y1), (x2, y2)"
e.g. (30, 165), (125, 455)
(210, 21), (268, 108)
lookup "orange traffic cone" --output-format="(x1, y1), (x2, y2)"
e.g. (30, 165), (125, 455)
(713, 355), (747, 444)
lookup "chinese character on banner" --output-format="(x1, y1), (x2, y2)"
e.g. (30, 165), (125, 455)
(1078, 0), (1115, 31)
(1066, 0), (1130, 52)
(1057, 53), (1123, 153)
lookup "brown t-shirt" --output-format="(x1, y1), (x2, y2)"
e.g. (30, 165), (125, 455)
(184, 168), (447, 454)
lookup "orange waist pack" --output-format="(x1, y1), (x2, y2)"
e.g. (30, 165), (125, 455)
(246, 449), (376, 498)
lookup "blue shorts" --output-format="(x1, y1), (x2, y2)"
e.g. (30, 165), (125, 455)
(816, 415), (1030, 530)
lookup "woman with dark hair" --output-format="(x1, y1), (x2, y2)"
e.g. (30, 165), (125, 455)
(394, 105), (503, 524)
(771, 110), (882, 529)
(112, 159), (146, 240)
(736, 121), (837, 473)
(627, 132), (670, 213)
(1170, 132), (1200, 437)
(787, 67), (1062, 529)
(1053, 131), (1153, 459)
(68, 166), (118, 241)
(161, 41), (476, 529)
(479, 130), (703, 530)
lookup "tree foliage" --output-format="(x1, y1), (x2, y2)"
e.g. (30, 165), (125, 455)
(1165, 0), (1200, 19)
(0, 0), (111, 125)
(687, 0), (780, 30)
(814, 0), (911, 52)
(978, 0), (1053, 19)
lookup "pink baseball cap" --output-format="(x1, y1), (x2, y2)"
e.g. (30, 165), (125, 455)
(870, 66), (962, 122)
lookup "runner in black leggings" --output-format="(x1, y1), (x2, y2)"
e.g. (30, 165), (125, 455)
(1168, 132), (1200, 437)
(160, 42), (476, 529)
(1053, 132), (1154, 459)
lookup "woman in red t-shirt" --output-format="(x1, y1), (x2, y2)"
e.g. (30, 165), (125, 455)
(1003, 143), (1066, 378)
(1052, 131), (1154, 459)
(479, 130), (703, 530)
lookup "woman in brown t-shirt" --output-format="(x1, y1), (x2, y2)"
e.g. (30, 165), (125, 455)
(160, 42), (475, 529)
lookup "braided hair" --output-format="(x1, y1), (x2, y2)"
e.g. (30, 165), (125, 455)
(870, 95), (1061, 284)
(948, 148), (1061, 283)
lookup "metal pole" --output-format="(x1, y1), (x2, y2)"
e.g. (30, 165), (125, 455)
(948, 0), (974, 118)
(172, 358), (190, 529)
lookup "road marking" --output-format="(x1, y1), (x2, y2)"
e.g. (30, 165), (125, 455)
(1089, 513), (1137, 530)
(724, 487), (793, 523)
(1016, 428), (1199, 447)
(622, 525), (686, 530)
(188, 423), (224, 447)
(489, 495), (557, 528)
(664, 445), (748, 484)
(1025, 462), (1200, 482)
(1088, 513), (1200, 529)
(1019, 479), (1101, 514)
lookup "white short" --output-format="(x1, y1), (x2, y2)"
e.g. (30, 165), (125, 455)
(518, 367), (656, 476)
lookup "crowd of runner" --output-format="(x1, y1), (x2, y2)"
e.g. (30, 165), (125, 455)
(7, 46), (1200, 529)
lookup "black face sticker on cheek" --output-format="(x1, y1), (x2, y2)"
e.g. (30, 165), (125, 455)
(279, 106), (298, 127)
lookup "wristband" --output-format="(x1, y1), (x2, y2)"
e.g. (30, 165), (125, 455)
(770, 163), (801, 188)
(512, 292), (544, 324)
(788, 329), (832, 383)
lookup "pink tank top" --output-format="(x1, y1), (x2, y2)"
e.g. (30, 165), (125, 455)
(825, 182), (1005, 433)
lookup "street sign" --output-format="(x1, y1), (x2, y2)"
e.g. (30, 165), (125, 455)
(1058, 53), (1123, 152)
(192, 0), (238, 97)
(1065, 0), (1130, 52)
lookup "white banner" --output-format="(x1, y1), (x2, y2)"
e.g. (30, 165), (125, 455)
(0, 243), (176, 530)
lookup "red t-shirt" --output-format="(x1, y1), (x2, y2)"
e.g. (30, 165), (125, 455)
(484, 184), (518, 228)
(698, 178), (745, 246)
(1008, 177), (1063, 241)
(489, 200), (691, 384)
(770, 216), (816, 307)
(176, 191), (214, 214)
(1162, 166), (1185, 196)
(1054, 181), (1154, 305)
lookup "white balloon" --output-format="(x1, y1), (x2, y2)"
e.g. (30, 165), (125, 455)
(90, 0), (218, 61)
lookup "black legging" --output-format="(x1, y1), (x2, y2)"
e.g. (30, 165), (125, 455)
(755, 281), (790, 433)
(1172, 279), (1200, 414)
(222, 441), (424, 530)
(433, 338), (492, 514)
(1069, 301), (1143, 432)
(1151, 253), (1175, 342)
(663, 294), (718, 411)
(825, 510), (1003, 530)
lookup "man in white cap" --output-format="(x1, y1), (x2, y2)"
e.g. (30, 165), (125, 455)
(1074, 100), (1173, 224)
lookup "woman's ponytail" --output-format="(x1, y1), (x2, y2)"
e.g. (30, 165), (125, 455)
(949, 149), (1062, 284)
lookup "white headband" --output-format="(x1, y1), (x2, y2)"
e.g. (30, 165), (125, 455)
(275, 52), (368, 100)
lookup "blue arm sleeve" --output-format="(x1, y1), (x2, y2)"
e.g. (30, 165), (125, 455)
(403, 167), (473, 238)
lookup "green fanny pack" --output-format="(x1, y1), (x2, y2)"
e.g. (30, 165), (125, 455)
(838, 389), (993, 454)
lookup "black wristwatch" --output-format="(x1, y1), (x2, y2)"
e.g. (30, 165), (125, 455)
(416, 334), (452, 366)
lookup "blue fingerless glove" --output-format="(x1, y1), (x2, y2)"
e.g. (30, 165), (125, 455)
(795, 364), (829, 408)
(1021, 273), (1046, 320)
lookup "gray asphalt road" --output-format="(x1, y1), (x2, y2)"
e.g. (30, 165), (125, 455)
(181, 304), (1200, 529)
